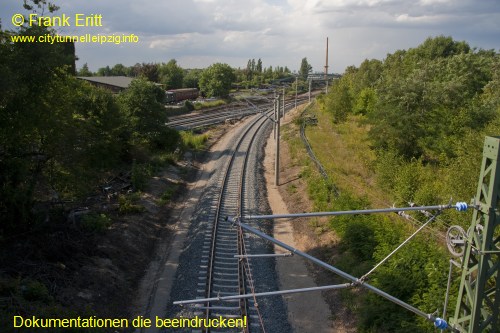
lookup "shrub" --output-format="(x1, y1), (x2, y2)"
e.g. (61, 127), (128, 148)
(81, 213), (112, 232)
(21, 279), (52, 302)
(180, 131), (209, 150)
(118, 193), (144, 214)
(157, 184), (179, 205)
(184, 100), (195, 111)
(131, 160), (151, 191)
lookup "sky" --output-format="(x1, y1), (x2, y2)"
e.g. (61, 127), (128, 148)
(2, 0), (499, 73)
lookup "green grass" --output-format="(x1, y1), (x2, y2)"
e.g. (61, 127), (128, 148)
(193, 99), (227, 110)
(304, 104), (392, 208)
(180, 131), (209, 151)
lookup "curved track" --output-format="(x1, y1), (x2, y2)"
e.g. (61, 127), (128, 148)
(169, 99), (307, 333)
(194, 110), (271, 332)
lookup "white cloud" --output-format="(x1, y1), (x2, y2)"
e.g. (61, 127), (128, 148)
(1, 0), (498, 72)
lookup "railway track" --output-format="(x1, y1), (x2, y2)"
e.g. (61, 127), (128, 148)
(168, 99), (308, 333)
(167, 97), (309, 130)
(193, 110), (271, 332)
(167, 104), (270, 130)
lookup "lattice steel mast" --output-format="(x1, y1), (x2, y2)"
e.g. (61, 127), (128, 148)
(451, 136), (500, 333)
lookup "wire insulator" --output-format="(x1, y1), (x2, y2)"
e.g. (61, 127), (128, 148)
(434, 318), (448, 329)
(455, 202), (468, 212)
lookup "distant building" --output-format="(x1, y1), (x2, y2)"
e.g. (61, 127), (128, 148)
(77, 76), (135, 93)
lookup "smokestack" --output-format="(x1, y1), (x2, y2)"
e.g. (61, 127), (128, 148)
(324, 37), (329, 80)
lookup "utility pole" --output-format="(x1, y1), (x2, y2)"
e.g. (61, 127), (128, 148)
(325, 36), (329, 94)
(282, 87), (285, 118)
(273, 91), (276, 140)
(295, 76), (298, 109)
(450, 136), (500, 333)
(308, 79), (312, 102)
(275, 93), (280, 186)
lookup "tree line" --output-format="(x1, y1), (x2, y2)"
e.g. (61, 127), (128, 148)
(315, 36), (499, 332)
(0, 23), (180, 235)
(0, 17), (314, 235)
(80, 57), (314, 96)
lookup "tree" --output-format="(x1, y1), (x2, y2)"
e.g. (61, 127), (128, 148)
(77, 63), (92, 76)
(23, 0), (59, 14)
(117, 79), (177, 150)
(199, 63), (235, 98)
(323, 78), (352, 123)
(0, 24), (80, 230)
(159, 59), (184, 89)
(110, 63), (127, 76)
(137, 62), (159, 82)
(299, 57), (312, 80)
(256, 58), (263, 73)
(97, 65), (111, 76)
(183, 68), (202, 88)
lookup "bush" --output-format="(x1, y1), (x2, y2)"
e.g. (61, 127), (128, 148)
(118, 193), (144, 214)
(81, 213), (112, 232)
(151, 127), (181, 151)
(184, 100), (195, 111)
(131, 160), (151, 191)
(157, 184), (179, 205)
(21, 279), (52, 302)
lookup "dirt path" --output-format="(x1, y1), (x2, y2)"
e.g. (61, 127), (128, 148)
(263, 106), (335, 333)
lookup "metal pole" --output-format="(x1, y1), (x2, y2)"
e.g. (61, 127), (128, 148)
(234, 253), (293, 258)
(452, 136), (500, 333)
(295, 77), (298, 110)
(173, 284), (351, 305)
(442, 260), (454, 333)
(236, 221), (458, 332)
(308, 79), (312, 102)
(240, 203), (466, 221)
(275, 94), (280, 186)
(273, 92), (276, 140)
(282, 87), (285, 118)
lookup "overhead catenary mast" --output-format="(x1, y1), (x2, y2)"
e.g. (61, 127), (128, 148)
(325, 37), (329, 93)
(324, 37), (329, 80)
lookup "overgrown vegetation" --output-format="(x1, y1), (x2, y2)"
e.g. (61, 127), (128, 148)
(298, 36), (499, 332)
(193, 99), (227, 110)
(81, 213), (112, 232)
(0, 23), (181, 235)
(0, 4), (183, 330)
(180, 131), (209, 151)
(118, 192), (145, 214)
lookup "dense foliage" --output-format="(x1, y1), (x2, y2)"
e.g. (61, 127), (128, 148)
(198, 62), (236, 98)
(0, 24), (179, 234)
(234, 57), (293, 88)
(321, 35), (499, 219)
(316, 36), (500, 332)
(85, 57), (302, 94)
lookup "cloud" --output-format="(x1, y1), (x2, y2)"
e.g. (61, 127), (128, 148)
(1, 0), (498, 72)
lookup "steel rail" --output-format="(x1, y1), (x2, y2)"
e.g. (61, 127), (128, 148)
(203, 111), (271, 332)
